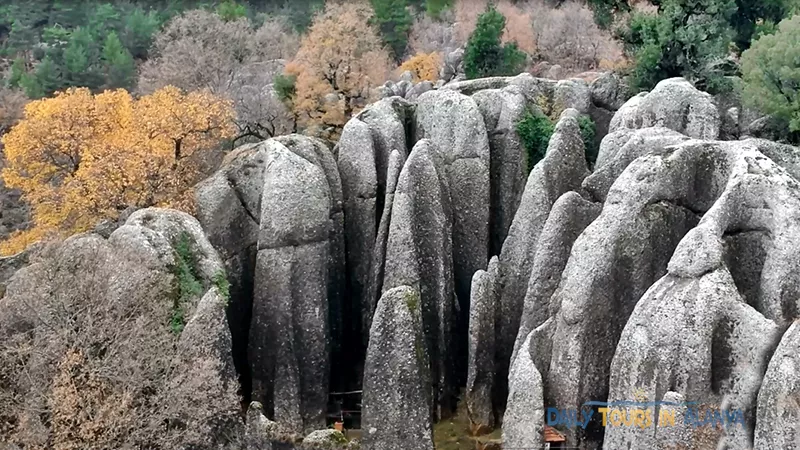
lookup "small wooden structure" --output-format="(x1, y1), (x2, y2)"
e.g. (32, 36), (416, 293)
(544, 425), (567, 449)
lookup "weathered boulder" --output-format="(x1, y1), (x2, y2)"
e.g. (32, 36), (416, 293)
(302, 429), (348, 449)
(590, 72), (629, 111)
(502, 331), (544, 450)
(364, 150), (405, 339)
(466, 256), (499, 432)
(362, 286), (433, 450)
(250, 140), (334, 434)
(440, 48), (465, 83)
(512, 192), (601, 362)
(547, 139), (800, 447)
(414, 89), (490, 347)
(605, 269), (779, 449)
(381, 140), (456, 416)
(245, 402), (278, 450)
(583, 127), (689, 202)
(610, 78), (721, 140)
(337, 98), (411, 364)
(472, 86), (529, 255)
(553, 79), (592, 116)
(406, 81), (434, 101)
(755, 322), (800, 449)
(495, 110), (590, 405)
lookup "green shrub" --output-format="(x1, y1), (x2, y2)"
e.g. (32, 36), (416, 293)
(463, 5), (527, 79)
(620, 0), (737, 93)
(517, 108), (554, 173)
(171, 232), (203, 335)
(217, 0), (248, 22)
(741, 14), (800, 141)
(212, 270), (231, 304)
(578, 115), (598, 168)
(274, 73), (297, 103)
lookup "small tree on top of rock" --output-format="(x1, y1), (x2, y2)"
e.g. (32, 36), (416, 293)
(741, 14), (800, 141)
(463, 5), (527, 79)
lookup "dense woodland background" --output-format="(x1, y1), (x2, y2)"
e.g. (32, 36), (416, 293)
(1, 0), (799, 255)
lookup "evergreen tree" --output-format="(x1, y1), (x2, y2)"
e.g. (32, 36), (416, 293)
(7, 57), (26, 88)
(463, 5), (527, 79)
(217, 0), (248, 22)
(102, 32), (136, 89)
(21, 56), (61, 99)
(620, 0), (737, 92)
(425, 0), (452, 18)
(120, 6), (161, 59)
(741, 14), (800, 140)
(371, 0), (413, 62)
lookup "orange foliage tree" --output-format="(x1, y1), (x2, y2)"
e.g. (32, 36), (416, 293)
(0, 86), (234, 255)
(287, 2), (392, 139)
(399, 52), (442, 82)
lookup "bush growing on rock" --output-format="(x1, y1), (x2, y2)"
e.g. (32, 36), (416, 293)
(463, 5), (527, 79)
(577, 114), (598, 167)
(741, 14), (800, 140)
(516, 108), (554, 173)
(0, 87), (234, 255)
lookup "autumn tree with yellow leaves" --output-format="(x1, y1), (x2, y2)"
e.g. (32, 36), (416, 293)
(0, 87), (234, 255)
(287, 2), (393, 139)
(400, 52), (442, 82)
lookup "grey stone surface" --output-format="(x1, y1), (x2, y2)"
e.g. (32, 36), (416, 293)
(755, 322), (800, 449)
(362, 286), (433, 450)
(610, 78), (720, 139)
(583, 127), (689, 202)
(381, 140), (456, 417)
(338, 98), (411, 351)
(553, 78), (592, 115)
(590, 72), (629, 111)
(495, 111), (589, 403)
(415, 89), (489, 323)
(502, 331), (544, 450)
(604, 270), (779, 449)
(250, 140), (333, 435)
(472, 86), (529, 256)
(466, 256), (499, 432)
(365, 150), (405, 339)
(512, 192), (601, 362)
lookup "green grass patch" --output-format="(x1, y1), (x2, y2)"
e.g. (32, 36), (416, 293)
(170, 232), (203, 335)
(212, 270), (231, 304)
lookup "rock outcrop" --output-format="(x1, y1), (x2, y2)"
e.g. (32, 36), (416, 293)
(755, 322), (800, 449)
(381, 140), (456, 416)
(362, 286), (433, 450)
(466, 256), (499, 432)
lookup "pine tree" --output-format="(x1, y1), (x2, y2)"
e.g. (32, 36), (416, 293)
(463, 5), (527, 79)
(371, 0), (413, 62)
(21, 56), (61, 99)
(7, 57), (26, 89)
(102, 32), (135, 89)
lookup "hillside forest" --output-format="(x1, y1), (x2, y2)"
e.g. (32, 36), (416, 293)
(1, 0), (799, 255)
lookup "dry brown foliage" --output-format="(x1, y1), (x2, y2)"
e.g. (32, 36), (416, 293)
(452, 0), (625, 75)
(138, 10), (300, 143)
(0, 88), (27, 135)
(0, 233), (242, 449)
(522, 0), (626, 73)
(288, 2), (392, 139)
(408, 12), (459, 55)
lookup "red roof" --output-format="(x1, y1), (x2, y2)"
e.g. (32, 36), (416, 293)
(544, 425), (567, 442)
